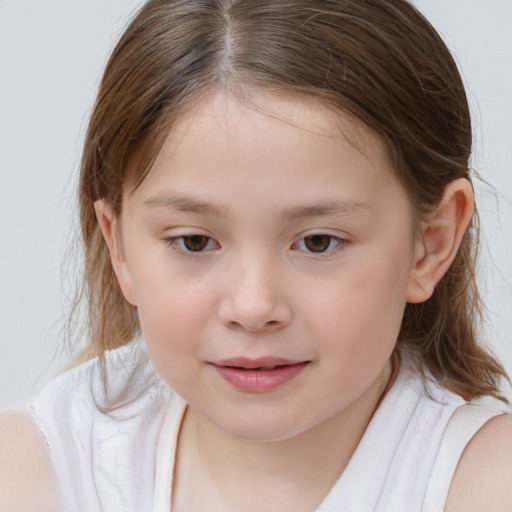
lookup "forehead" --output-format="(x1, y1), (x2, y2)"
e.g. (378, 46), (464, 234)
(124, 90), (401, 210)
(168, 90), (390, 167)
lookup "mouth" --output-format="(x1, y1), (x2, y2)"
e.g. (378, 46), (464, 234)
(214, 357), (307, 370)
(211, 358), (309, 393)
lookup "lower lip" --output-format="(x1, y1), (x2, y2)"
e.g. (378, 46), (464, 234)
(213, 362), (309, 393)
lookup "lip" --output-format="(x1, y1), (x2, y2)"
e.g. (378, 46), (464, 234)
(211, 357), (309, 393)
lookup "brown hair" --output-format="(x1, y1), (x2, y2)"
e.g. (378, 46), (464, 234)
(74, 0), (507, 399)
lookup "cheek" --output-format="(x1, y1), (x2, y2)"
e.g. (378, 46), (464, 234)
(137, 293), (203, 392)
(304, 280), (404, 403)
(129, 262), (215, 373)
(306, 246), (411, 360)
(135, 279), (207, 341)
(127, 242), (209, 323)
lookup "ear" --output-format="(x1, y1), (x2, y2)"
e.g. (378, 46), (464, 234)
(94, 199), (137, 306)
(406, 178), (475, 304)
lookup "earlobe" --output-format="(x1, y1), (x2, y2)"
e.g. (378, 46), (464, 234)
(406, 178), (475, 304)
(94, 199), (137, 306)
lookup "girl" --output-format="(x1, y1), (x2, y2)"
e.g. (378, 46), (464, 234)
(1, 0), (511, 510)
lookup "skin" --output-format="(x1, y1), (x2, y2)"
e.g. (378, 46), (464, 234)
(1, 90), (510, 511)
(0, 411), (61, 512)
(112, 91), (419, 445)
(95, 90), (491, 511)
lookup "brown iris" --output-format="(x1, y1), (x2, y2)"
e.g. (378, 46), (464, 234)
(304, 235), (332, 252)
(183, 235), (210, 251)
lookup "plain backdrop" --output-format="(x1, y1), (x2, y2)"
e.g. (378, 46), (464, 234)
(0, 1), (511, 409)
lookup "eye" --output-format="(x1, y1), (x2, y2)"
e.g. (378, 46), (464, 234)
(165, 235), (219, 253)
(181, 235), (211, 251)
(295, 234), (343, 253)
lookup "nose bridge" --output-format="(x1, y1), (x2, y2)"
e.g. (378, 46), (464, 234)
(220, 246), (291, 332)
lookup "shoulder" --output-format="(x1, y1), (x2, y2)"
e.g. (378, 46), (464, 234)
(0, 411), (61, 511)
(29, 339), (172, 456)
(22, 342), (173, 510)
(445, 412), (512, 511)
(32, 339), (165, 417)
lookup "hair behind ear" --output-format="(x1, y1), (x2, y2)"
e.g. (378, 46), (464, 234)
(67, 198), (139, 364)
(398, 182), (507, 400)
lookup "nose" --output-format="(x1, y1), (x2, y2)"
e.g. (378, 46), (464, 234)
(217, 255), (292, 333)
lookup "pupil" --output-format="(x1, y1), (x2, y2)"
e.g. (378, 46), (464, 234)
(305, 235), (330, 252)
(183, 235), (209, 251)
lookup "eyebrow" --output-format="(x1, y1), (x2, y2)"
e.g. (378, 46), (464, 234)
(143, 193), (228, 218)
(281, 200), (372, 220)
(143, 193), (371, 219)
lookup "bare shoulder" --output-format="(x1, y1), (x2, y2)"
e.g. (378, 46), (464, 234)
(445, 413), (512, 512)
(0, 410), (61, 512)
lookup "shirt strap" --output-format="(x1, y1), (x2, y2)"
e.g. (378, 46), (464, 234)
(421, 403), (505, 512)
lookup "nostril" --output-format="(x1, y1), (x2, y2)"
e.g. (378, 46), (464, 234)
(228, 318), (282, 332)
(218, 295), (292, 333)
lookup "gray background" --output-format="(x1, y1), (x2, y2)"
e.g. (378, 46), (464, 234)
(1, 1), (511, 409)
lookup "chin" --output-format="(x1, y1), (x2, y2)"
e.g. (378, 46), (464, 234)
(213, 413), (311, 442)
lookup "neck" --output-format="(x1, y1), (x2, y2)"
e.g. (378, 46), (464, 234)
(173, 366), (391, 512)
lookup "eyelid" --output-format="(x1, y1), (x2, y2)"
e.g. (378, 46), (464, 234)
(292, 231), (350, 255)
(163, 234), (220, 255)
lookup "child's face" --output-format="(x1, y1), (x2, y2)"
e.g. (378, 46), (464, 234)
(114, 91), (422, 441)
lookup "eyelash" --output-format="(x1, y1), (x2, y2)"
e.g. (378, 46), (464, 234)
(164, 235), (219, 254)
(163, 234), (349, 256)
(292, 234), (347, 254)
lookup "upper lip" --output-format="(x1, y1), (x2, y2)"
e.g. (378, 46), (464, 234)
(213, 357), (307, 370)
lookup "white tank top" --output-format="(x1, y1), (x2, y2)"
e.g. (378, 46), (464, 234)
(27, 342), (505, 512)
